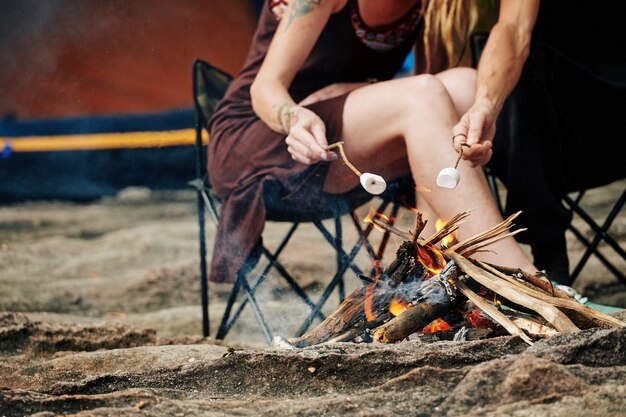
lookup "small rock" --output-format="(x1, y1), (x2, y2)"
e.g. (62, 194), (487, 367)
(308, 366), (316, 373)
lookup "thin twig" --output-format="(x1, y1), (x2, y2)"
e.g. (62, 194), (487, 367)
(325, 141), (362, 177)
(371, 217), (413, 241)
(412, 211), (426, 244)
(424, 210), (473, 245)
(449, 211), (522, 254)
(454, 143), (471, 169)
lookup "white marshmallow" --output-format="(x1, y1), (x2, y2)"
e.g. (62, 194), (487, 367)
(436, 167), (461, 189)
(360, 173), (387, 195)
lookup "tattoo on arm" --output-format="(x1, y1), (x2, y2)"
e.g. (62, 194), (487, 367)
(285, 0), (322, 31)
(276, 102), (298, 133)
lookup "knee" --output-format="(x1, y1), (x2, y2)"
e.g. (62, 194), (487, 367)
(410, 73), (449, 96)
(449, 67), (476, 92)
(437, 67), (477, 113)
(399, 74), (450, 109)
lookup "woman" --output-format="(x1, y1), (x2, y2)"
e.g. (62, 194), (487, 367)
(207, 0), (540, 283)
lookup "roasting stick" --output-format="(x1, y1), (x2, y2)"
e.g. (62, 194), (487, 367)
(325, 141), (387, 195)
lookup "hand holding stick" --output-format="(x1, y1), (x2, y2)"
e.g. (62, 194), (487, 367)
(437, 134), (471, 189)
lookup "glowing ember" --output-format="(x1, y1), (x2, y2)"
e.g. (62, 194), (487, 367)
(420, 318), (452, 334)
(416, 242), (446, 275)
(435, 218), (454, 248)
(389, 298), (409, 317)
(465, 308), (497, 329)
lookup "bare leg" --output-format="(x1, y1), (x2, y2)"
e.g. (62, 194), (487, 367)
(415, 68), (478, 238)
(324, 68), (536, 271)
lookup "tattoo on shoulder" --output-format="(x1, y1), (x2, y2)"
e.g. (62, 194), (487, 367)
(285, 0), (322, 31)
(276, 102), (298, 133)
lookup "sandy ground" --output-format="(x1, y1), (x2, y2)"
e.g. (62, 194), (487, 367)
(1, 181), (625, 347)
(1, 182), (625, 416)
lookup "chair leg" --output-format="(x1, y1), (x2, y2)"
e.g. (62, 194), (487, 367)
(567, 223), (626, 284)
(335, 217), (346, 303)
(564, 192), (626, 260)
(225, 223), (325, 326)
(295, 267), (346, 337)
(196, 189), (210, 337)
(216, 276), (242, 340)
(566, 190), (626, 284)
(239, 274), (274, 346)
(296, 218), (377, 336)
(314, 219), (365, 277)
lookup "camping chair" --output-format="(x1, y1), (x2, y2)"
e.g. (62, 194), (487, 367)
(191, 60), (405, 345)
(564, 187), (626, 285)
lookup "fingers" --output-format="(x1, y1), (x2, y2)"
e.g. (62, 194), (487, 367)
(287, 125), (324, 163)
(285, 135), (314, 164)
(462, 142), (493, 167)
(285, 112), (337, 164)
(285, 106), (339, 164)
(311, 123), (337, 160)
(467, 109), (486, 146)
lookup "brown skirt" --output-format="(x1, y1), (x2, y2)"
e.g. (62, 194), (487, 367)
(207, 93), (373, 283)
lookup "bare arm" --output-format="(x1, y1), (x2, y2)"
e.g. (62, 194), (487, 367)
(454, 0), (540, 167)
(250, 0), (343, 164)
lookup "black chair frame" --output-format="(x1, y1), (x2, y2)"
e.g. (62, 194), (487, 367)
(564, 188), (626, 285)
(191, 60), (400, 344)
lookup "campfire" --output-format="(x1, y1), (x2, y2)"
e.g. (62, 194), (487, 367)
(282, 210), (625, 347)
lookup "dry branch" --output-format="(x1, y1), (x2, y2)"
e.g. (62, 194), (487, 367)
(447, 252), (581, 333)
(476, 260), (625, 329)
(455, 279), (533, 345)
(486, 263), (557, 296)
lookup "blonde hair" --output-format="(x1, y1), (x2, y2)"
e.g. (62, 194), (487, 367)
(423, 0), (478, 71)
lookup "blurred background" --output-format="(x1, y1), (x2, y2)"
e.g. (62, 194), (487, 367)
(0, 0), (260, 202)
(0, 0), (259, 118)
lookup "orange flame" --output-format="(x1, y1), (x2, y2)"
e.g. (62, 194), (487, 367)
(493, 293), (502, 307)
(435, 218), (454, 248)
(416, 242), (446, 275)
(389, 298), (409, 317)
(364, 285), (375, 321)
(363, 208), (391, 233)
(420, 318), (452, 334)
(364, 260), (382, 321)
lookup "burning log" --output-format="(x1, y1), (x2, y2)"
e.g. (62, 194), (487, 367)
(373, 262), (459, 343)
(283, 210), (626, 349)
(287, 281), (396, 347)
